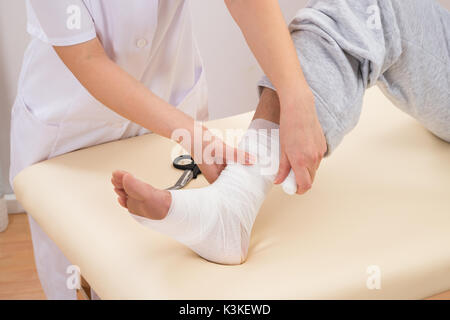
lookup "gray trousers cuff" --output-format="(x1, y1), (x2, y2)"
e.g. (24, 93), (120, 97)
(257, 76), (344, 156)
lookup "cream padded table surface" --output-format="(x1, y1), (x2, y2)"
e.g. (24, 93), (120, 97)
(14, 88), (450, 299)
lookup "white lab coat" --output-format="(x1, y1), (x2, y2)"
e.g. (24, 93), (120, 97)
(10, 0), (208, 299)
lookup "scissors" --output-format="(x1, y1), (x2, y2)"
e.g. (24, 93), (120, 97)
(166, 155), (201, 190)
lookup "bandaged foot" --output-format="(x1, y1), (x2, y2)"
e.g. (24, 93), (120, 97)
(112, 120), (296, 264)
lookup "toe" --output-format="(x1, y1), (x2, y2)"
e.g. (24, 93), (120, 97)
(117, 196), (128, 209)
(112, 170), (128, 189)
(114, 187), (127, 198)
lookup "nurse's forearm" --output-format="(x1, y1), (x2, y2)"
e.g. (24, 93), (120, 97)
(54, 38), (253, 184)
(53, 38), (196, 141)
(224, 0), (309, 98)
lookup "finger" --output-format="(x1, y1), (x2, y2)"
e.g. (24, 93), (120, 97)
(224, 146), (256, 165)
(234, 148), (256, 165)
(274, 152), (291, 184)
(294, 166), (312, 195)
(310, 150), (325, 181)
(313, 151), (324, 171)
(307, 166), (316, 183)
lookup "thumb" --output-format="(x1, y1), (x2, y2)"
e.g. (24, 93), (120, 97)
(274, 152), (291, 184)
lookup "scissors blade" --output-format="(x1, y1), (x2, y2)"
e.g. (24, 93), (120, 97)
(166, 170), (194, 190)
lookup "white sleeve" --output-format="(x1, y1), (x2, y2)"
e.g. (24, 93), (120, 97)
(26, 0), (96, 46)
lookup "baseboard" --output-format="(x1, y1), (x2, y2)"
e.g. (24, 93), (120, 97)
(5, 194), (24, 214)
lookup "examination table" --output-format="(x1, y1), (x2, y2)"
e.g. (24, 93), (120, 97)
(13, 88), (450, 299)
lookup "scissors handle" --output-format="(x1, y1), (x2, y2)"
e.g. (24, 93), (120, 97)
(191, 164), (201, 179)
(173, 155), (201, 178)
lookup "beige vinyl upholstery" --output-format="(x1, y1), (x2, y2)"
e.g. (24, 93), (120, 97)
(14, 88), (450, 299)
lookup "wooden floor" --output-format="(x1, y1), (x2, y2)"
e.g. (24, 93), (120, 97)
(0, 213), (449, 300)
(0, 214), (45, 300)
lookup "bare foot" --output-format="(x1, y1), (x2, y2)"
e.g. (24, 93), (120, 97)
(111, 170), (171, 220)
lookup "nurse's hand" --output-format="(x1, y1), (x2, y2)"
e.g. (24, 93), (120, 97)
(193, 135), (256, 184)
(274, 86), (327, 194)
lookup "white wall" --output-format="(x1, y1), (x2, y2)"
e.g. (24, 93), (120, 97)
(191, 0), (307, 119)
(0, 0), (29, 195)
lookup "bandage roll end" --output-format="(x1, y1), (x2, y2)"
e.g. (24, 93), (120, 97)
(281, 170), (297, 195)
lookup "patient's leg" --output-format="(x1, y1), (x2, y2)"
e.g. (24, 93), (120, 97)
(112, 0), (450, 265)
(112, 89), (287, 265)
(111, 0), (374, 264)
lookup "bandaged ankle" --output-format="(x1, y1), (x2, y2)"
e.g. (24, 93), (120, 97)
(249, 119), (297, 195)
(133, 122), (281, 264)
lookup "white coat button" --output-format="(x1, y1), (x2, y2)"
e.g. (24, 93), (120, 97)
(136, 39), (148, 48)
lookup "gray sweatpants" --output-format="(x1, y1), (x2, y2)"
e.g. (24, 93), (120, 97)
(259, 0), (450, 153)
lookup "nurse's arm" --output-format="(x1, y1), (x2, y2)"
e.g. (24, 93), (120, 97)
(225, 0), (327, 194)
(54, 38), (195, 140)
(53, 38), (251, 183)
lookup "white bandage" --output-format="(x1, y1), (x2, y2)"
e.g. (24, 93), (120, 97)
(133, 126), (279, 265)
(282, 170), (297, 195)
